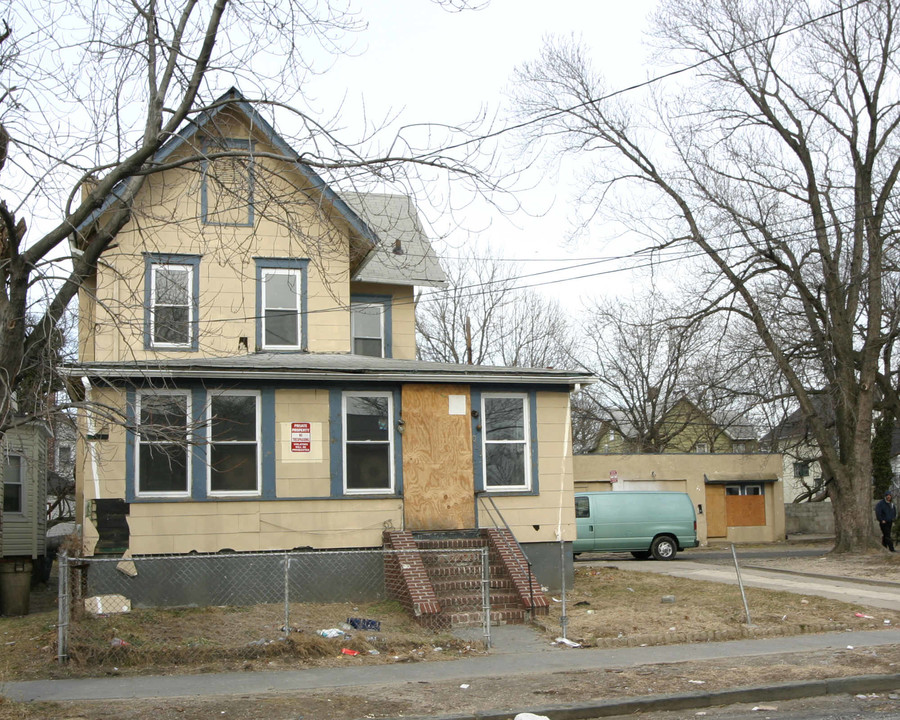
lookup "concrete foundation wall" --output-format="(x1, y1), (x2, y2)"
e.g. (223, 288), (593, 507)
(84, 551), (385, 608)
(82, 541), (571, 607)
(522, 541), (572, 594)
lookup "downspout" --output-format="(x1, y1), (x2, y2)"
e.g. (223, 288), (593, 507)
(81, 377), (101, 500)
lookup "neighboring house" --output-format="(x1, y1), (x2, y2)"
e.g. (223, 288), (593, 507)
(592, 397), (759, 455)
(1, 419), (52, 571)
(578, 398), (784, 544)
(48, 416), (76, 525)
(760, 403), (830, 503)
(69, 89), (591, 599)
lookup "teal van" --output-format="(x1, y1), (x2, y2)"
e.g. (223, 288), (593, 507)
(574, 491), (699, 560)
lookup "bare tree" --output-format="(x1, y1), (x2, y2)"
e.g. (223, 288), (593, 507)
(416, 250), (577, 368)
(576, 292), (705, 452)
(0, 0), (489, 436)
(512, 0), (900, 551)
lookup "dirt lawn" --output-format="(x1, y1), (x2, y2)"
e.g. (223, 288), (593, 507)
(0, 546), (898, 720)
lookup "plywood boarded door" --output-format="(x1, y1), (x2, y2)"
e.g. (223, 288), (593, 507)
(705, 485), (727, 538)
(401, 384), (475, 531)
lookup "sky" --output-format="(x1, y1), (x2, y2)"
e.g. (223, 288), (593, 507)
(299, 0), (663, 309)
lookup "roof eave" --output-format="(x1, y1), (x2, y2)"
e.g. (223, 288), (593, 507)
(65, 365), (595, 387)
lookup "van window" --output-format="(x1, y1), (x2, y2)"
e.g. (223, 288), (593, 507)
(575, 496), (590, 518)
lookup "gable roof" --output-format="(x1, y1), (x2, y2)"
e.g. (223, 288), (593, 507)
(342, 192), (446, 287)
(602, 397), (757, 442)
(76, 87), (403, 258)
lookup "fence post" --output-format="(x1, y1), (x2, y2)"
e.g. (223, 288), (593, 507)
(481, 547), (492, 649)
(57, 551), (69, 664)
(283, 552), (291, 635)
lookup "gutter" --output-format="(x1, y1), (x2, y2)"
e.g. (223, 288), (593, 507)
(64, 366), (594, 387)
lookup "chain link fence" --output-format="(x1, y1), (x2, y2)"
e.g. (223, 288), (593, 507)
(57, 547), (497, 666)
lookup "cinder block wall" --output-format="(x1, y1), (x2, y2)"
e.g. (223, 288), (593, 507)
(784, 502), (834, 535)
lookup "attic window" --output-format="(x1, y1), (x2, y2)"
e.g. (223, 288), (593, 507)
(202, 138), (254, 227)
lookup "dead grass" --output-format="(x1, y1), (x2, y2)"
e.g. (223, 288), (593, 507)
(2, 558), (898, 684)
(536, 565), (900, 647)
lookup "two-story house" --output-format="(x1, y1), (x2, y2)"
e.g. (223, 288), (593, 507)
(69, 89), (591, 600)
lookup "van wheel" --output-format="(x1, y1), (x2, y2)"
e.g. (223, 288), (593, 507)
(651, 536), (678, 561)
(631, 551), (651, 560)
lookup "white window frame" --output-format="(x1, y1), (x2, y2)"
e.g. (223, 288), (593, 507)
(206, 390), (262, 497)
(694, 442), (709, 454)
(261, 267), (302, 349)
(135, 391), (192, 498)
(481, 392), (532, 492)
(342, 390), (395, 495)
(150, 263), (194, 348)
(3, 454), (24, 514)
(733, 442), (746, 454)
(351, 303), (385, 358)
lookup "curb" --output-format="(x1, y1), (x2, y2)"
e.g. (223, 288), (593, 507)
(386, 673), (900, 720)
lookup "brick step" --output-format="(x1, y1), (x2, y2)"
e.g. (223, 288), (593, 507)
(415, 538), (488, 550)
(430, 578), (516, 594)
(425, 563), (508, 578)
(448, 608), (529, 627)
(419, 550), (493, 565)
(434, 592), (522, 609)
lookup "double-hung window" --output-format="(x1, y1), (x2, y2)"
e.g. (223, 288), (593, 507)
(256, 259), (307, 350)
(3, 455), (23, 513)
(482, 393), (531, 490)
(351, 303), (385, 357)
(208, 392), (260, 495)
(343, 392), (394, 493)
(145, 254), (200, 350)
(136, 392), (191, 497)
(261, 268), (302, 348)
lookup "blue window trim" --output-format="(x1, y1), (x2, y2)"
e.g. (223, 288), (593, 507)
(350, 294), (392, 359)
(143, 253), (201, 351)
(201, 138), (255, 227)
(254, 258), (309, 351)
(329, 387), (403, 498)
(126, 386), (276, 502)
(471, 387), (539, 496)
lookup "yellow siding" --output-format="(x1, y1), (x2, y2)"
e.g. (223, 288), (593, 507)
(127, 499), (402, 554)
(274, 389), (332, 497)
(350, 282), (417, 359)
(81, 119), (359, 363)
(480, 392), (576, 543)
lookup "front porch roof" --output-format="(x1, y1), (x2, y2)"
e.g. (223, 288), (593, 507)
(67, 353), (595, 388)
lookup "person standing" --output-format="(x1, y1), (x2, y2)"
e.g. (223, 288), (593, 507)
(875, 491), (896, 552)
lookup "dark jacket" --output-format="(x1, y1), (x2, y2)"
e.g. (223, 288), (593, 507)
(876, 497), (897, 523)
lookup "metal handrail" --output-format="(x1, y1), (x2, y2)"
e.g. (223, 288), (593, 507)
(476, 492), (536, 619)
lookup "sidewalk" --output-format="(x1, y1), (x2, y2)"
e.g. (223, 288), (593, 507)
(3, 629), (898, 704)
